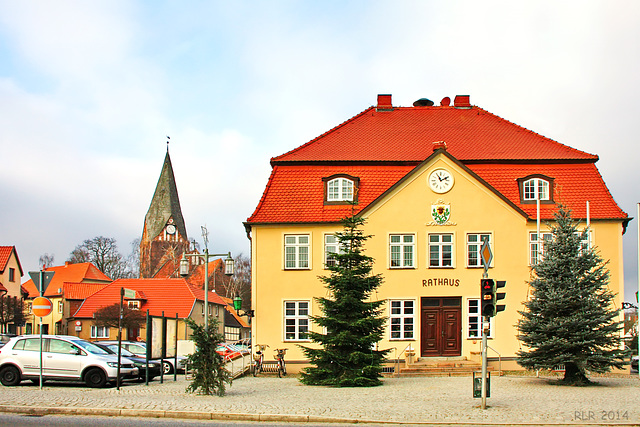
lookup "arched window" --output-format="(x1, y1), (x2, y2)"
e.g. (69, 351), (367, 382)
(517, 175), (553, 203)
(323, 175), (359, 204)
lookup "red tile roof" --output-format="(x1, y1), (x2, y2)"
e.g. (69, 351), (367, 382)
(22, 262), (112, 298)
(273, 105), (597, 163)
(72, 278), (226, 319)
(248, 96), (627, 224)
(63, 282), (109, 300)
(0, 246), (22, 276)
(221, 296), (250, 328)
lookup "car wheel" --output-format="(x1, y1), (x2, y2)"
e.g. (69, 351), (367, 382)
(84, 368), (107, 388)
(162, 361), (173, 375)
(0, 366), (21, 386)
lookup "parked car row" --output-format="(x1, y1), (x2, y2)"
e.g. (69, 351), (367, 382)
(97, 340), (187, 374)
(0, 335), (138, 388)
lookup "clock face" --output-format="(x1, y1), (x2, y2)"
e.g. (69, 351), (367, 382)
(429, 169), (454, 193)
(166, 224), (177, 235)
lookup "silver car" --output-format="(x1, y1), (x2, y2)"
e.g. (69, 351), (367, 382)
(98, 340), (187, 374)
(0, 335), (138, 388)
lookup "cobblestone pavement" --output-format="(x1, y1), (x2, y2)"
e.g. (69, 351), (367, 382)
(0, 374), (638, 425)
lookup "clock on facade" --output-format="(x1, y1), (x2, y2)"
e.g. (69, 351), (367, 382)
(429, 168), (454, 193)
(166, 224), (177, 235)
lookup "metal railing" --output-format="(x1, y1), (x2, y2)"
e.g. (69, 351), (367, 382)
(486, 344), (502, 376)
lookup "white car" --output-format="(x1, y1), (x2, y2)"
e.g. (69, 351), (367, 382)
(0, 335), (138, 388)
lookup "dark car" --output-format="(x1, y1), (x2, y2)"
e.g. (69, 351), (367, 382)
(97, 340), (187, 374)
(632, 356), (638, 374)
(93, 343), (162, 381)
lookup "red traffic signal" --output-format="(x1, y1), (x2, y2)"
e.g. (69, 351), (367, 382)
(480, 279), (495, 317)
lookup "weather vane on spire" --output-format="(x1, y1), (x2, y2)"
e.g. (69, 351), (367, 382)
(166, 135), (170, 152)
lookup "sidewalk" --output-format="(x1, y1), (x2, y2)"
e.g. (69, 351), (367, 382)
(0, 374), (638, 425)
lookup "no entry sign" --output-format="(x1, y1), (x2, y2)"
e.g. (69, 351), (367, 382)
(32, 296), (53, 317)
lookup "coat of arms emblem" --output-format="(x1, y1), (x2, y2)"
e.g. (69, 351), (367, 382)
(431, 203), (451, 225)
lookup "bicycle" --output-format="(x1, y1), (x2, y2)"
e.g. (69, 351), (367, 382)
(253, 344), (268, 376)
(274, 348), (287, 377)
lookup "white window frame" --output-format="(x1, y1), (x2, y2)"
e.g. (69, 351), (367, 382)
(327, 178), (354, 202)
(467, 299), (493, 339)
(467, 233), (492, 268)
(91, 325), (109, 339)
(523, 178), (550, 201)
(529, 232), (553, 266)
(429, 233), (454, 268)
(127, 300), (140, 310)
(58, 301), (63, 313)
(389, 300), (415, 340)
(284, 300), (310, 341)
(284, 234), (310, 270)
(324, 233), (343, 268)
(389, 234), (416, 269)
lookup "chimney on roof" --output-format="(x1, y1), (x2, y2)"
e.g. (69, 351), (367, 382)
(453, 95), (471, 108)
(433, 141), (447, 151)
(65, 261), (71, 267)
(376, 94), (393, 111)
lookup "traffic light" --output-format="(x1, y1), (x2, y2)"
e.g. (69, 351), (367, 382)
(494, 280), (506, 315)
(480, 279), (495, 317)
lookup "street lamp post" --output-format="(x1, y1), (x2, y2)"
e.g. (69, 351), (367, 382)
(179, 226), (234, 331)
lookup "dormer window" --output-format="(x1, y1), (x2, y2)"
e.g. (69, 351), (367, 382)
(323, 175), (359, 204)
(518, 175), (554, 204)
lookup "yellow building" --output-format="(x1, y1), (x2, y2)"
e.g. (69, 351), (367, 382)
(244, 94), (629, 372)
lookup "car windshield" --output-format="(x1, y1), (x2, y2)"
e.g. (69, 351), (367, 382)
(73, 339), (110, 355)
(105, 345), (135, 357)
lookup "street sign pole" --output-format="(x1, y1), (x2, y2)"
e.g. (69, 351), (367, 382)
(480, 238), (492, 410)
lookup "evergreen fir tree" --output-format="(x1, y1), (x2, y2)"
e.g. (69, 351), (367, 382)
(300, 214), (390, 387)
(185, 317), (231, 396)
(517, 205), (627, 384)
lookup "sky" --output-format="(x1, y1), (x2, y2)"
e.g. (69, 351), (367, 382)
(1, 1), (639, 302)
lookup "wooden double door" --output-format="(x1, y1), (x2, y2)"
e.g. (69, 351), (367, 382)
(420, 297), (462, 357)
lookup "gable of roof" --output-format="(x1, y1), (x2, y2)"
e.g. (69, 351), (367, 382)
(0, 246), (23, 276)
(72, 278), (225, 319)
(22, 262), (112, 298)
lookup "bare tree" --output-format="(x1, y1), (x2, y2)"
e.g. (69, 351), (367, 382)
(127, 238), (141, 279)
(93, 303), (146, 331)
(228, 253), (251, 310)
(38, 253), (55, 269)
(0, 295), (27, 334)
(68, 236), (133, 279)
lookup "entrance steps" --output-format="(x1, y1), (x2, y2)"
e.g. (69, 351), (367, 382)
(396, 357), (492, 377)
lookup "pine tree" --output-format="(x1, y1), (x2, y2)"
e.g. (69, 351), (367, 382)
(300, 214), (390, 387)
(185, 317), (231, 396)
(517, 205), (627, 384)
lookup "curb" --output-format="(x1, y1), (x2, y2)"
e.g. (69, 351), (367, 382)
(1, 406), (639, 426)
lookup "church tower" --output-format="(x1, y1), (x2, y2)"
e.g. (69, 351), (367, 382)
(139, 150), (190, 278)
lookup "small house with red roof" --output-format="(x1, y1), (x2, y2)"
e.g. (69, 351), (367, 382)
(70, 278), (227, 342)
(244, 94), (629, 372)
(0, 246), (26, 333)
(22, 261), (112, 335)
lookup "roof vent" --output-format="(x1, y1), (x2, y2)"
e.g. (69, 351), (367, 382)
(440, 97), (451, 106)
(376, 94), (393, 111)
(413, 98), (434, 107)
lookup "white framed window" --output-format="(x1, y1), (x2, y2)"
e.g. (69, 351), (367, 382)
(429, 234), (453, 268)
(390, 300), (414, 340)
(91, 325), (109, 339)
(529, 232), (553, 265)
(467, 233), (492, 268)
(284, 301), (310, 341)
(58, 301), (63, 313)
(523, 178), (550, 201)
(327, 178), (354, 202)
(324, 234), (343, 268)
(127, 300), (140, 310)
(390, 234), (416, 268)
(467, 299), (493, 338)
(284, 235), (310, 269)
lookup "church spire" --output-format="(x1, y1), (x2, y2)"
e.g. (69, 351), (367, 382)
(139, 150), (189, 278)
